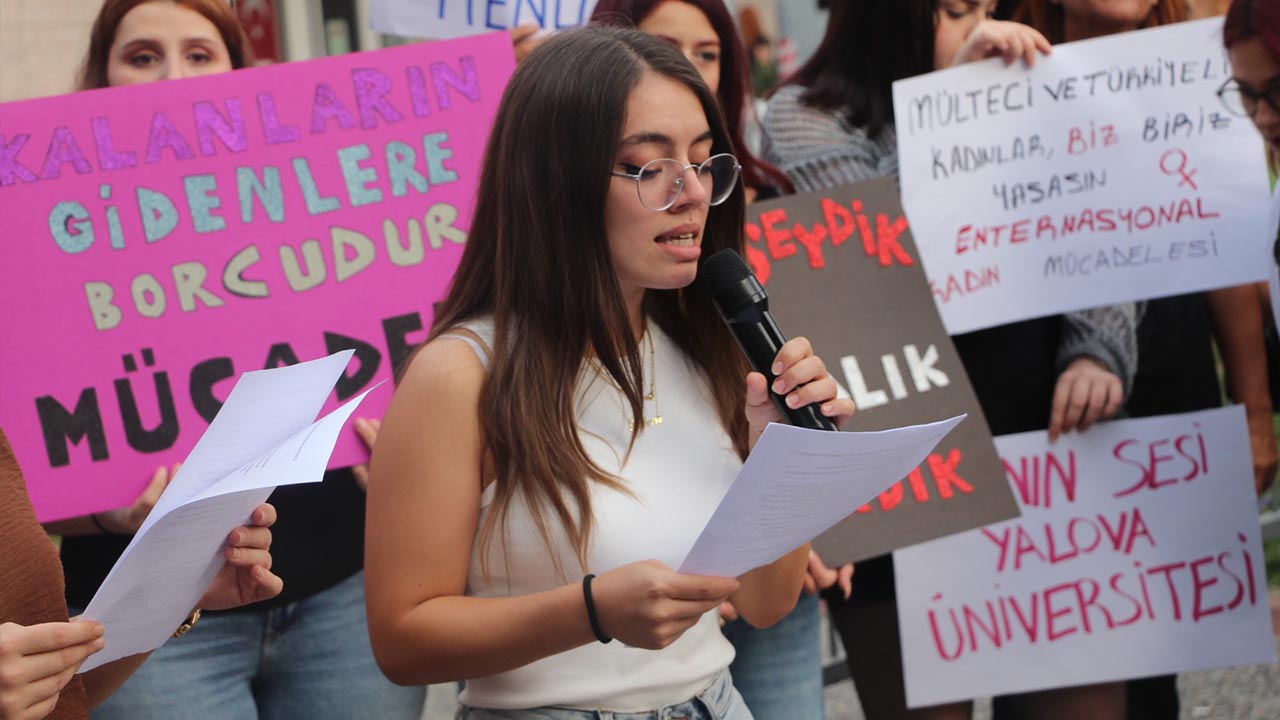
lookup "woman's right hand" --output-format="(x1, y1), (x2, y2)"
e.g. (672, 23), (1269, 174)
(589, 561), (738, 649)
(802, 550), (854, 599)
(94, 464), (175, 535)
(0, 621), (104, 720)
(510, 24), (544, 63)
(953, 20), (1051, 68)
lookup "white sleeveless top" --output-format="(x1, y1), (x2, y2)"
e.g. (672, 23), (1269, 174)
(449, 318), (741, 711)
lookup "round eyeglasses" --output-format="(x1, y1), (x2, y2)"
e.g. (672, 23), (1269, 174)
(610, 153), (742, 212)
(1217, 77), (1280, 119)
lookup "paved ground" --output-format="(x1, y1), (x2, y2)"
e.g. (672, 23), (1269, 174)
(421, 591), (1280, 719)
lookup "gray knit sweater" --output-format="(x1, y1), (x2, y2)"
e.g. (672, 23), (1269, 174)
(762, 85), (1138, 393)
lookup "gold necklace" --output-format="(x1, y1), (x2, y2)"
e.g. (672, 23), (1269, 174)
(592, 328), (662, 432)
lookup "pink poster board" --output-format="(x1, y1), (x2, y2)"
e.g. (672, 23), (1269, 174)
(0, 33), (515, 521)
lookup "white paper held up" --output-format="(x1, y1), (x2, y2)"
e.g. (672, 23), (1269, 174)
(79, 352), (378, 671)
(679, 414), (966, 578)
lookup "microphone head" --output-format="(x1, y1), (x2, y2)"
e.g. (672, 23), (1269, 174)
(702, 249), (768, 318)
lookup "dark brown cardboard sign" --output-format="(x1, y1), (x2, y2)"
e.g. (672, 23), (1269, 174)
(744, 177), (1019, 564)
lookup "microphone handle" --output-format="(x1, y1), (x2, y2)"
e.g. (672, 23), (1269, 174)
(723, 306), (839, 432)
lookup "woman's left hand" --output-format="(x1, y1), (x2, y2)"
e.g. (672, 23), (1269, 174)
(745, 337), (854, 451)
(350, 417), (382, 490)
(1048, 356), (1123, 442)
(196, 503), (283, 611)
(802, 550), (853, 599)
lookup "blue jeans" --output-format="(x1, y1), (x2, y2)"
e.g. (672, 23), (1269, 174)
(456, 669), (752, 719)
(721, 592), (823, 720)
(87, 571), (425, 720)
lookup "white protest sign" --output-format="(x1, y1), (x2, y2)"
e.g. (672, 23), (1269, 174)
(893, 18), (1271, 334)
(893, 407), (1274, 708)
(370, 0), (596, 39)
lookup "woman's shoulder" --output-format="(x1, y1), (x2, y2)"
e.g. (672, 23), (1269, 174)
(763, 85), (882, 153)
(399, 319), (493, 398)
(763, 84), (837, 130)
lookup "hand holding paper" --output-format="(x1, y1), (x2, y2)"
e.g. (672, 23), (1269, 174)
(679, 414), (966, 578)
(195, 502), (283, 611)
(79, 351), (377, 672)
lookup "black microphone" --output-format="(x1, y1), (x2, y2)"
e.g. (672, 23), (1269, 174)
(702, 249), (839, 432)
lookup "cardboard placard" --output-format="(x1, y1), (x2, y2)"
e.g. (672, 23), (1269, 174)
(745, 177), (1019, 563)
(0, 33), (515, 520)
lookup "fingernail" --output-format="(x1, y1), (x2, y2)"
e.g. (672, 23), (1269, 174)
(772, 361), (783, 375)
(786, 394), (800, 408)
(94, 638), (106, 650)
(772, 379), (786, 394)
(821, 403), (834, 415)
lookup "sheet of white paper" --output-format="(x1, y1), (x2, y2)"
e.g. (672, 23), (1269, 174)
(892, 19), (1272, 334)
(370, 0), (598, 40)
(678, 414), (965, 578)
(894, 407), (1274, 708)
(137, 351), (354, 536)
(79, 355), (375, 672)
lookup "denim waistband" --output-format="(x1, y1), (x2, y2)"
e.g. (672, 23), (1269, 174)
(456, 668), (750, 720)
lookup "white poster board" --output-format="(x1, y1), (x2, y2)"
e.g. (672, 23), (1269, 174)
(371, 0), (597, 39)
(893, 18), (1272, 334)
(894, 407), (1275, 708)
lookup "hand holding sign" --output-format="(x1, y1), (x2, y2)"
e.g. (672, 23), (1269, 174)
(950, 20), (1051, 68)
(894, 18), (1273, 334)
(1048, 356), (1123, 441)
(510, 24), (545, 62)
(95, 465), (175, 535)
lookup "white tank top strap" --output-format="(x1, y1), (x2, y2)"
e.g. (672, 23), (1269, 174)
(439, 318), (496, 371)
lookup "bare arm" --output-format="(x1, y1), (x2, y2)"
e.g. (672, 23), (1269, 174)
(1208, 283), (1277, 494)
(364, 339), (736, 685)
(729, 544), (810, 628)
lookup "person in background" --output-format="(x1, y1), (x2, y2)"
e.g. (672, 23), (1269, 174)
(748, 35), (780, 99)
(765, 1), (1136, 718)
(364, 26), (854, 719)
(1, 428), (281, 720)
(591, 0), (794, 202)
(1016, 2), (1278, 716)
(1224, 0), (1280, 328)
(44, 2), (426, 718)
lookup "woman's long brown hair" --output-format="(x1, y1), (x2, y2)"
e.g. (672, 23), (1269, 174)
(429, 26), (749, 576)
(79, 0), (253, 90)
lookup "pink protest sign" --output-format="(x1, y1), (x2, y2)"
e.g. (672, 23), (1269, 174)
(0, 32), (514, 521)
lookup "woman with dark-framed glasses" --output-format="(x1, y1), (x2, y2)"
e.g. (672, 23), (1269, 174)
(1222, 0), (1280, 449)
(363, 26), (853, 719)
(1221, 0), (1280, 159)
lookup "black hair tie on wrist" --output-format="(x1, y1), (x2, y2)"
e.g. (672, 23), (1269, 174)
(89, 512), (114, 535)
(582, 574), (612, 644)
